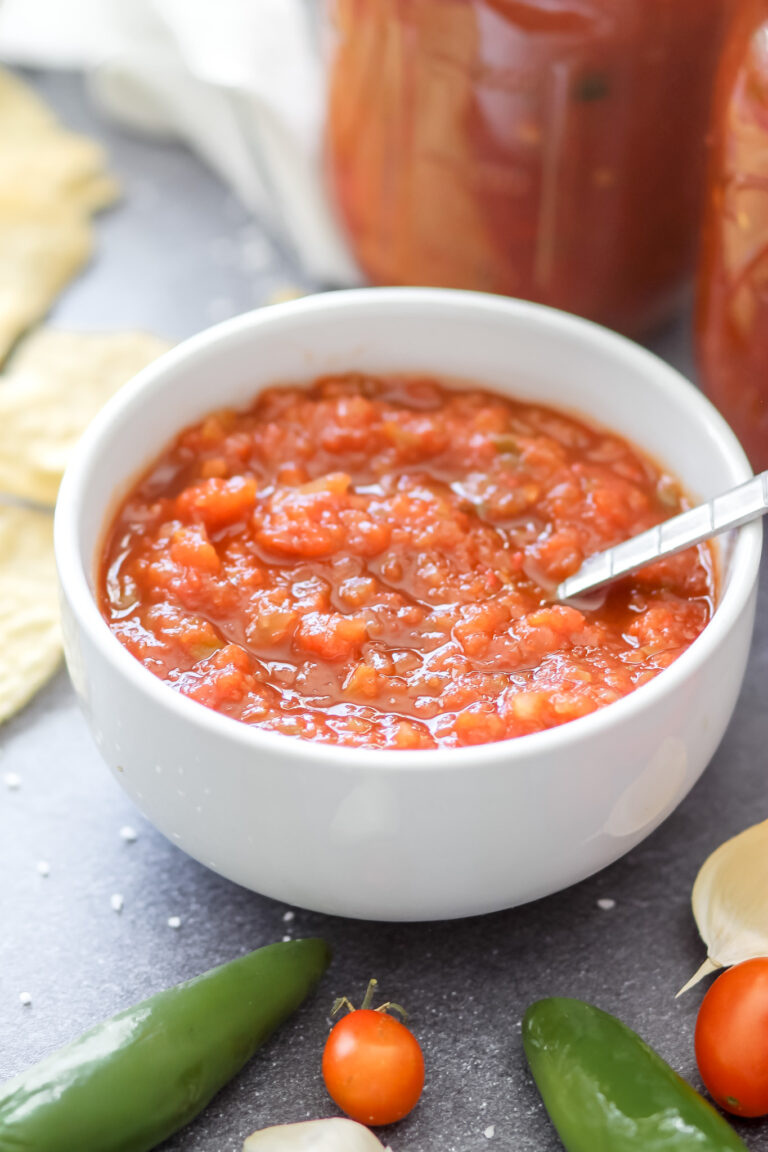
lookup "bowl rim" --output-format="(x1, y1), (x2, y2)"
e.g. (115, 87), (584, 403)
(54, 287), (762, 773)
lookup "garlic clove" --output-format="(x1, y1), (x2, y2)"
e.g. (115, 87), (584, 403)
(244, 1118), (390, 1151)
(679, 818), (768, 995)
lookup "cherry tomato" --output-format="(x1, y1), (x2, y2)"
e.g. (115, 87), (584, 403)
(322, 1007), (425, 1126)
(695, 957), (768, 1116)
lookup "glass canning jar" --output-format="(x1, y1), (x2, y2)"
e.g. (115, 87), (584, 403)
(325, 0), (729, 335)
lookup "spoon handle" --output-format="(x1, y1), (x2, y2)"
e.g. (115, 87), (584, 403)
(557, 470), (768, 601)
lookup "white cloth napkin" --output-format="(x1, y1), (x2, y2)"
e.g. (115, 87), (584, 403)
(0, 0), (360, 284)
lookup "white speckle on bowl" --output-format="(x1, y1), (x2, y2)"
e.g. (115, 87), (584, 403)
(155, 764), (163, 774)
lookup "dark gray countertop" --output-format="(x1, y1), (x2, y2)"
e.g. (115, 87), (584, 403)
(2, 70), (767, 1152)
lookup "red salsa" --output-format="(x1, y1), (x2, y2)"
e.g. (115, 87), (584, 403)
(100, 376), (715, 750)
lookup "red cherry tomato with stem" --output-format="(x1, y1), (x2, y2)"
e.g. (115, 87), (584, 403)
(322, 979), (425, 1127)
(695, 957), (768, 1117)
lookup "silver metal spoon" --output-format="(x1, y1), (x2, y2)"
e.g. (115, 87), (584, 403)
(557, 471), (768, 601)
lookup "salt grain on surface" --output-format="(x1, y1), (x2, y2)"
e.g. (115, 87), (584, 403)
(19, 992), (32, 1006)
(36, 861), (50, 877)
(282, 910), (295, 922)
(110, 894), (124, 913)
(120, 826), (138, 843)
(3, 772), (21, 790)
(597, 898), (616, 911)
(167, 916), (182, 930)
(484, 1125), (495, 1139)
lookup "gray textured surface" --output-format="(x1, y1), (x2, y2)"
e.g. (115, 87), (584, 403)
(1, 70), (767, 1152)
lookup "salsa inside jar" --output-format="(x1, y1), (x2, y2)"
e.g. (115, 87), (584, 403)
(100, 375), (715, 750)
(326, 0), (729, 335)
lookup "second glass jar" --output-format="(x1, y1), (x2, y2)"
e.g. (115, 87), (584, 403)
(697, 0), (768, 470)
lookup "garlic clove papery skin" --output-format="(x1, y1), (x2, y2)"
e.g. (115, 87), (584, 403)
(679, 818), (768, 995)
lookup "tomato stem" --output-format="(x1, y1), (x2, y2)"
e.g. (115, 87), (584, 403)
(330, 979), (409, 1022)
(376, 1001), (408, 1022)
(360, 979), (378, 1011)
(330, 996), (355, 1017)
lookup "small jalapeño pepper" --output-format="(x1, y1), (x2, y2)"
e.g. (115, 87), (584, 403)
(523, 997), (748, 1152)
(0, 938), (330, 1152)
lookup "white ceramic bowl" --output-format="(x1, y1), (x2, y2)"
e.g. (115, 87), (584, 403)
(55, 289), (761, 921)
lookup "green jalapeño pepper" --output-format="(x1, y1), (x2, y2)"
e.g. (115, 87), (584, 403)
(523, 998), (748, 1152)
(0, 938), (331, 1152)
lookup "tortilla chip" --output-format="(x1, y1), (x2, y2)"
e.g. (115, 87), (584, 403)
(0, 505), (60, 724)
(0, 68), (58, 138)
(0, 135), (120, 213)
(266, 285), (308, 306)
(74, 173), (122, 214)
(0, 67), (120, 361)
(0, 328), (173, 506)
(0, 198), (92, 364)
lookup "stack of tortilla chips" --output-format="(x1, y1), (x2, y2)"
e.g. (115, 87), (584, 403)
(0, 69), (170, 723)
